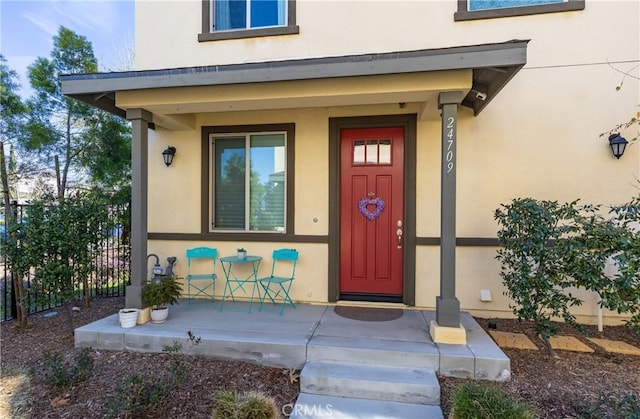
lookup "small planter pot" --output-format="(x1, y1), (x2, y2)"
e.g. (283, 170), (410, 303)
(137, 307), (151, 324)
(237, 251), (247, 260)
(118, 308), (139, 328)
(150, 307), (169, 323)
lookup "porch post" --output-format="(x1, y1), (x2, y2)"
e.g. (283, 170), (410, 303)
(436, 91), (463, 329)
(125, 108), (152, 308)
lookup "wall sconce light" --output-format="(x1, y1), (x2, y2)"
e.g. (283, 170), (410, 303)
(162, 146), (176, 167)
(608, 133), (628, 159)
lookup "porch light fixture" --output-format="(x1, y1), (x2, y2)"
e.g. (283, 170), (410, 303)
(608, 133), (628, 159)
(162, 146), (176, 166)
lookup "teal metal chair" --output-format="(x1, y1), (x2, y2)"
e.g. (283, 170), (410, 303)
(258, 248), (298, 315)
(185, 247), (218, 304)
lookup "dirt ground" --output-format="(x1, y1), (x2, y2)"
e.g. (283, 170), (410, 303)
(1, 297), (639, 418)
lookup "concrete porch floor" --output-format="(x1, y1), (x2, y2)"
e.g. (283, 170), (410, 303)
(75, 300), (510, 381)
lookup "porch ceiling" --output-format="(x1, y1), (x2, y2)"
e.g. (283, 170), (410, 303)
(61, 40), (528, 130)
(115, 70), (472, 129)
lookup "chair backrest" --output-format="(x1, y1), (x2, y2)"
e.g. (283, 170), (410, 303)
(270, 248), (298, 278)
(186, 247), (217, 270)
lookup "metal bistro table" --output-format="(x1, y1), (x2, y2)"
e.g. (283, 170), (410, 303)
(219, 255), (263, 312)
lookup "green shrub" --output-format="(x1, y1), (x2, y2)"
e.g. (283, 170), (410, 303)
(106, 363), (188, 417)
(573, 391), (640, 418)
(107, 332), (198, 417)
(495, 197), (640, 341)
(107, 374), (170, 417)
(212, 390), (279, 419)
(2, 192), (112, 312)
(494, 198), (588, 339)
(450, 382), (537, 419)
(42, 347), (94, 388)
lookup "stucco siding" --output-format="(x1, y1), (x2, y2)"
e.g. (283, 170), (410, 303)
(135, 1), (638, 73)
(132, 0), (639, 323)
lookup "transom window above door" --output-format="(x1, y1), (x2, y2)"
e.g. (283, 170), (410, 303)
(353, 139), (392, 165)
(200, 0), (299, 41)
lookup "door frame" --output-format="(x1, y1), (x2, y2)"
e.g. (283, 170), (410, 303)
(328, 114), (417, 305)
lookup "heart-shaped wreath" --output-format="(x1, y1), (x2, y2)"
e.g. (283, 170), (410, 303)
(358, 197), (385, 221)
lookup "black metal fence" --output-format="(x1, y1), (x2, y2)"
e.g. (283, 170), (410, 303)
(0, 202), (130, 322)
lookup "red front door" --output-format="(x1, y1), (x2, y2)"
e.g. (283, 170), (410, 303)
(339, 127), (404, 298)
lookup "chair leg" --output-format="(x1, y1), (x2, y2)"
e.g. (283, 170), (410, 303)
(258, 280), (295, 315)
(279, 281), (295, 316)
(258, 280), (278, 312)
(219, 281), (229, 312)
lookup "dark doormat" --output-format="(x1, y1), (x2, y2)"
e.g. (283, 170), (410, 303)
(334, 306), (403, 322)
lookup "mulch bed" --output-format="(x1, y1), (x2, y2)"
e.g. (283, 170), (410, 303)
(441, 317), (640, 417)
(2, 297), (639, 418)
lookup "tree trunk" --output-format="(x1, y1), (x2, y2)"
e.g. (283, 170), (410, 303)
(0, 142), (27, 327)
(55, 155), (62, 200)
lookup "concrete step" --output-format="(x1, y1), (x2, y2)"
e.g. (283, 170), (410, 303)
(301, 361), (440, 405)
(290, 393), (444, 419)
(307, 335), (439, 370)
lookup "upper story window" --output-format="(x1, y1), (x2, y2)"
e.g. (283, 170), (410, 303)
(199, 0), (299, 42)
(455, 0), (584, 20)
(215, 0), (285, 30)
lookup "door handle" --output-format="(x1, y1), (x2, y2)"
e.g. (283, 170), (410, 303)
(396, 228), (403, 249)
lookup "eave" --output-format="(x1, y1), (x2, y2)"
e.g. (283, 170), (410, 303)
(60, 40), (529, 125)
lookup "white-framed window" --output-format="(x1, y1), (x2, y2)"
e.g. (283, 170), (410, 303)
(213, 0), (286, 31)
(210, 131), (286, 232)
(455, 0), (584, 20)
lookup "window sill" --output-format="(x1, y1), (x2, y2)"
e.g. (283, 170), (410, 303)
(454, 1), (584, 21)
(198, 25), (300, 42)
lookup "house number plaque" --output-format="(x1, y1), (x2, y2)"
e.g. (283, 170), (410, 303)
(446, 116), (455, 174)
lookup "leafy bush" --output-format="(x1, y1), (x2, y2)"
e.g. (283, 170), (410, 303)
(573, 391), (640, 418)
(212, 391), (279, 419)
(2, 192), (111, 309)
(495, 197), (640, 341)
(42, 348), (94, 388)
(107, 373), (170, 417)
(107, 332), (199, 417)
(494, 199), (588, 338)
(595, 197), (640, 329)
(106, 360), (187, 417)
(450, 382), (537, 419)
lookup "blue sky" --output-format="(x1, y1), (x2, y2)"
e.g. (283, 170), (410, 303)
(1, 0), (134, 97)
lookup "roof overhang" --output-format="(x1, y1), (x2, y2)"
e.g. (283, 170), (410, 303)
(61, 40), (528, 128)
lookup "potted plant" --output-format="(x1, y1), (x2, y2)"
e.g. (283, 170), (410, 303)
(142, 275), (183, 323)
(237, 248), (247, 260)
